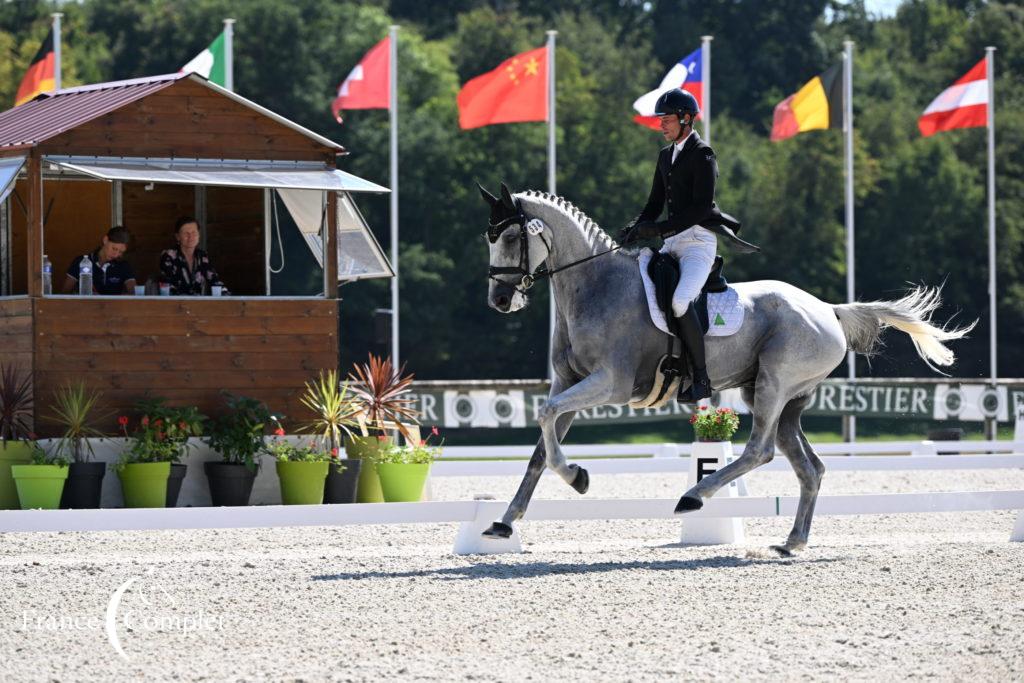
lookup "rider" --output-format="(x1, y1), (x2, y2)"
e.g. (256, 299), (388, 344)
(622, 87), (754, 403)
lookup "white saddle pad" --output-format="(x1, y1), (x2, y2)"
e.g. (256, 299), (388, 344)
(638, 249), (744, 338)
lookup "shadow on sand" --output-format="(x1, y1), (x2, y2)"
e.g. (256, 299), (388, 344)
(311, 553), (841, 582)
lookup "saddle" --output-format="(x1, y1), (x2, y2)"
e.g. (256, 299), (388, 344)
(630, 254), (728, 409)
(647, 253), (729, 335)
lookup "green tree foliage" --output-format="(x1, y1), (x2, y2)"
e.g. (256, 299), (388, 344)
(1, 0), (1020, 379)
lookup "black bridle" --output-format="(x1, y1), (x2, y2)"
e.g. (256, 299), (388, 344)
(486, 202), (624, 294)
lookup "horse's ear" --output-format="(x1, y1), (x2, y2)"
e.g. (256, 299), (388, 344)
(500, 182), (516, 210)
(477, 182), (498, 207)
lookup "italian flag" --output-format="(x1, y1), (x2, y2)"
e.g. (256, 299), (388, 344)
(181, 31), (227, 87)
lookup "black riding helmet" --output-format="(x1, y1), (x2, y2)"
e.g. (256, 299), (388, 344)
(653, 88), (700, 119)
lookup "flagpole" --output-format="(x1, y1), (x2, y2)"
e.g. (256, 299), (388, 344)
(843, 40), (856, 444)
(986, 45), (997, 439)
(223, 18), (235, 92)
(51, 13), (62, 91)
(547, 30), (557, 381)
(390, 25), (400, 369)
(701, 35), (712, 144)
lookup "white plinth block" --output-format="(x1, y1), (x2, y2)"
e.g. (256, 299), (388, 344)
(680, 440), (746, 545)
(452, 497), (523, 555)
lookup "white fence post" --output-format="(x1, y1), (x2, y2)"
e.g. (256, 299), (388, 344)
(680, 441), (745, 545)
(452, 495), (522, 555)
(1011, 510), (1024, 543)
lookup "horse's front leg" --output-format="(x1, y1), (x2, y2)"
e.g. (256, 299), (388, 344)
(538, 371), (616, 490)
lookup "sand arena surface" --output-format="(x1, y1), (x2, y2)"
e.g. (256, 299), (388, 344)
(1, 468), (1023, 681)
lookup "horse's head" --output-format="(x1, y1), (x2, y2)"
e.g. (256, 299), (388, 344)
(479, 182), (549, 313)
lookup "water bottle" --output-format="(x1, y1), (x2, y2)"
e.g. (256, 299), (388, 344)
(78, 256), (93, 296)
(42, 255), (52, 295)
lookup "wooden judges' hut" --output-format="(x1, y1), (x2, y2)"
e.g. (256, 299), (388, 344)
(0, 73), (392, 432)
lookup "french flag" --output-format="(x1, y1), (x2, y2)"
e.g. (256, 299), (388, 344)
(918, 57), (988, 137)
(632, 48), (702, 130)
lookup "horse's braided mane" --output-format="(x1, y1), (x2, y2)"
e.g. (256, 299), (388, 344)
(520, 190), (618, 250)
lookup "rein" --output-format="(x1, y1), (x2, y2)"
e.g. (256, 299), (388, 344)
(486, 208), (623, 293)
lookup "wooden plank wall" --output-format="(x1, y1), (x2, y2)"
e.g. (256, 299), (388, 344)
(206, 187), (264, 295)
(8, 180), (28, 294)
(0, 297), (33, 372)
(37, 179), (112, 289)
(32, 298), (338, 435)
(38, 79), (334, 162)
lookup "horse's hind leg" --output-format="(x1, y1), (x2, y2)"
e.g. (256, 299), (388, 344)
(771, 395), (826, 556)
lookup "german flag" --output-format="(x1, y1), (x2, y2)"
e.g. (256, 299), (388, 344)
(15, 29), (56, 107)
(770, 63), (843, 142)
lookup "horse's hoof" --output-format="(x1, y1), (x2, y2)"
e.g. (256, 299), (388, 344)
(482, 522), (513, 539)
(570, 466), (590, 495)
(769, 544), (795, 558)
(674, 495), (703, 514)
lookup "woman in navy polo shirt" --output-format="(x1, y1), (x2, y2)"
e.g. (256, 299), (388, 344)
(62, 226), (137, 295)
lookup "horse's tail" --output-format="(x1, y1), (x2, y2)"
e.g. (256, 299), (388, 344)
(832, 286), (976, 373)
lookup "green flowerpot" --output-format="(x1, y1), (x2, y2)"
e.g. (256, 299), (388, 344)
(0, 442), (34, 510)
(11, 465), (69, 510)
(345, 435), (389, 503)
(376, 462), (431, 503)
(118, 462), (171, 508)
(276, 460), (328, 505)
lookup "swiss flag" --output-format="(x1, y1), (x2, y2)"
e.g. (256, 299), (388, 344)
(332, 37), (390, 123)
(918, 57), (988, 137)
(457, 46), (547, 130)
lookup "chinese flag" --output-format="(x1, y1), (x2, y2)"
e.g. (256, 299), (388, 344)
(457, 46), (547, 130)
(15, 28), (56, 106)
(331, 37), (390, 123)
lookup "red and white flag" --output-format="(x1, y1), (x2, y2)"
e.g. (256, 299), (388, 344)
(632, 47), (702, 130)
(331, 37), (390, 123)
(918, 57), (988, 137)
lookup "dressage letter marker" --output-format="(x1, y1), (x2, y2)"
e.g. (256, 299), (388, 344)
(680, 441), (746, 545)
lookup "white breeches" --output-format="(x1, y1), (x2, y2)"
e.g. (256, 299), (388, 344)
(660, 226), (717, 317)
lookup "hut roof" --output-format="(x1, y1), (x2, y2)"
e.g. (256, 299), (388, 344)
(0, 72), (344, 153)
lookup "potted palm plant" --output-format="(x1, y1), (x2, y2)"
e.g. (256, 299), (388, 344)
(374, 428), (442, 503)
(205, 393), (276, 506)
(116, 398), (205, 508)
(11, 442), (71, 510)
(346, 355), (419, 503)
(265, 436), (332, 505)
(0, 363), (34, 509)
(44, 382), (109, 509)
(298, 370), (361, 504)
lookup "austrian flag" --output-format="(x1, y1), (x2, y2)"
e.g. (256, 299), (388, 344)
(918, 58), (988, 137)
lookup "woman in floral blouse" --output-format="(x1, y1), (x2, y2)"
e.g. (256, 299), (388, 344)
(159, 216), (227, 296)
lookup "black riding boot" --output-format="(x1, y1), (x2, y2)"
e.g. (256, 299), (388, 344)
(674, 302), (712, 403)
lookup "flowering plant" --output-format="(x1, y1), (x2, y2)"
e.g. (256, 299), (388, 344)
(264, 436), (345, 473)
(206, 393), (278, 470)
(28, 441), (71, 467)
(117, 398), (206, 468)
(689, 406), (740, 442)
(372, 427), (443, 465)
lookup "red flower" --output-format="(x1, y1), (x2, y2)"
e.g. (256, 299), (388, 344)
(178, 421), (188, 431)
(377, 435), (387, 441)
(689, 415), (697, 424)
(156, 431), (165, 441)
(118, 416), (129, 427)
(141, 416), (150, 427)
(431, 426), (440, 437)
(274, 427), (285, 436)
(154, 419), (163, 428)
(698, 405), (708, 411)
(331, 447), (339, 458)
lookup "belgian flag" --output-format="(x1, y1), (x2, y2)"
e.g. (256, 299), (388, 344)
(770, 63), (843, 142)
(15, 29), (56, 107)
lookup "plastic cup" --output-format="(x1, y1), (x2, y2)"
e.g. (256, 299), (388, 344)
(134, 285), (145, 296)
(211, 285), (223, 297)
(159, 284), (170, 296)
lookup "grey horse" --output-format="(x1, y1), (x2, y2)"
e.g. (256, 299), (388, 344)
(481, 183), (973, 555)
